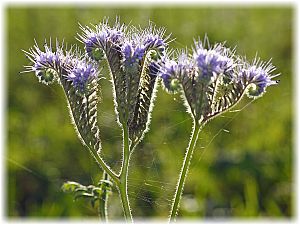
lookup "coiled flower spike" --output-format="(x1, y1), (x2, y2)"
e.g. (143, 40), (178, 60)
(159, 38), (279, 124)
(78, 20), (172, 220)
(22, 40), (61, 84)
(78, 20), (171, 143)
(160, 37), (280, 222)
(23, 40), (102, 154)
(238, 58), (279, 99)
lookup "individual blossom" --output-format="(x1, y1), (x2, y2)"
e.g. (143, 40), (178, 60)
(67, 60), (99, 95)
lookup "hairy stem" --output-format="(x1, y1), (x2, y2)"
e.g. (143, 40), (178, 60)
(86, 146), (119, 186)
(60, 86), (120, 186)
(169, 120), (202, 222)
(98, 172), (110, 222)
(119, 124), (133, 222)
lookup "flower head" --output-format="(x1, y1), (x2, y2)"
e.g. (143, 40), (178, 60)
(143, 34), (166, 55)
(67, 60), (99, 94)
(78, 21), (125, 61)
(193, 42), (235, 83)
(238, 60), (279, 98)
(22, 42), (62, 85)
(122, 42), (145, 66)
(34, 51), (59, 70)
(159, 37), (279, 122)
(160, 52), (195, 93)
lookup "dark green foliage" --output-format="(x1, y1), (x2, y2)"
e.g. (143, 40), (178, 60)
(62, 180), (112, 208)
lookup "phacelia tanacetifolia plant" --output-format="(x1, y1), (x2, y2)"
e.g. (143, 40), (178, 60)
(22, 18), (279, 222)
(158, 37), (279, 221)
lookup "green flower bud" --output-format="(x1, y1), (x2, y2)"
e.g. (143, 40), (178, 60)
(91, 48), (105, 61)
(36, 68), (57, 85)
(170, 78), (181, 93)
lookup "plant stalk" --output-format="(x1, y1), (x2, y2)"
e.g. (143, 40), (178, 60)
(169, 120), (202, 222)
(119, 124), (133, 222)
(87, 147), (120, 186)
(98, 172), (110, 222)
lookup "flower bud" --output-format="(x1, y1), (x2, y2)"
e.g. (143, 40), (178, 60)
(91, 48), (105, 61)
(36, 68), (57, 85)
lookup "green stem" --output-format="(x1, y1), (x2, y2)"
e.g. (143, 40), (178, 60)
(98, 172), (109, 222)
(63, 92), (119, 186)
(87, 147), (120, 186)
(169, 120), (202, 222)
(119, 124), (133, 222)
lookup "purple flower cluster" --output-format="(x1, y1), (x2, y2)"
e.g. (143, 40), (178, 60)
(67, 61), (99, 93)
(33, 51), (60, 71)
(194, 47), (234, 80)
(122, 42), (146, 66)
(159, 40), (278, 98)
(143, 34), (166, 55)
(79, 22), (168, 83)
(159, 53), (192, 93)
(79, 22), (125, 60)
(121, 33), (166, 69)
(24, 42), (99, 93)
(23, 44), (62, 84)
(239, 64), (278, 98)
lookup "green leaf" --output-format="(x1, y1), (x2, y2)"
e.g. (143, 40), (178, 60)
(61, 181), (84, 193)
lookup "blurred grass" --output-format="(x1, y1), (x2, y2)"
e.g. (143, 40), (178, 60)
(6, 5), (293, 219)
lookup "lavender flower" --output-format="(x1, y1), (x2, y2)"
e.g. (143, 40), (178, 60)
(143, 34), (166, 56)
(122, 31), (167, 66)
(238, 61), (279, 98)
(193, 41), (235, 83)
(78, 20), (125, 61)
(160, 51), (196, 94)
(23, 41), (101, 96)
(159, 38), (278, 122)
(160, 59), (184, 93)
(122, 42), (145, 67)
(67, 60), (99, 94)
(23, 42), (61, 84)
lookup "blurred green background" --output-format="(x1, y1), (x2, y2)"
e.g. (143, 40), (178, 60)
(6, 5), (293, 220)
